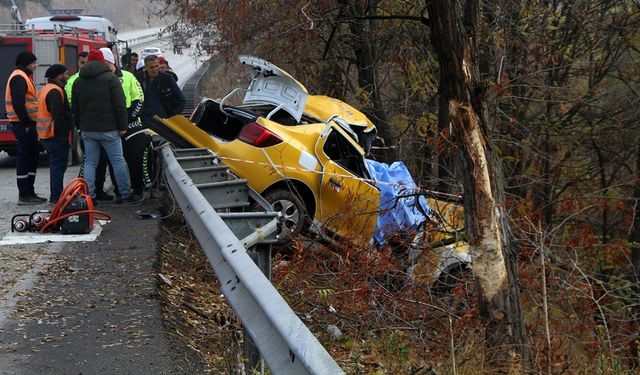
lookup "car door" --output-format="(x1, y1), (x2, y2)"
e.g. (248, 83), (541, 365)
(313, 125), (380, 244)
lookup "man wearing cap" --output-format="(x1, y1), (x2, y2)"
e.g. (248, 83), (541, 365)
(37, 64), (72, 204)
(158, 56), (178, 82)
(71, 49), (138, 204)
(66, 51), (118, 202)
(5, 51), (46, 204)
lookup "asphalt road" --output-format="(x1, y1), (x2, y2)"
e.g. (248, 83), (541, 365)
(0, 43), (208, 373)
(0, 187), (207, 374)
(129, 39), (206, 89)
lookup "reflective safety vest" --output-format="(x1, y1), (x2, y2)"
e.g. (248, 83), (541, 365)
(5, 69), (38, 122)
(36, 83), (64, 140)
(64, 72), (79, 105)
(120, 70), (143, 108)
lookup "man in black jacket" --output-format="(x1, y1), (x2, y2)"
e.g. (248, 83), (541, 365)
(136, 54), (185, 125)
(5, 51), (46, 204)
(37, 64), (72, 203)
(71, 50), (138, 203)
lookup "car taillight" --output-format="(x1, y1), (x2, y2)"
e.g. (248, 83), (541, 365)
(238, 122), (283, 147)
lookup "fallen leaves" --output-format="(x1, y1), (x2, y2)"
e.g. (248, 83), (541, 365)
(157, 214), (239, 372)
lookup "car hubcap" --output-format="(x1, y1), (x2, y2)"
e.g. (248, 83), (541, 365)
(271, 199), (300, 237)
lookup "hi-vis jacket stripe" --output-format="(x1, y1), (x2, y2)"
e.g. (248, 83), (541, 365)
(36, 83), (64, 139)
(4, 69), (37, 122)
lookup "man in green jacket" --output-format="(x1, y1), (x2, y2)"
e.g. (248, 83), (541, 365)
(71, 49), (138, 204)
(64, 52), (87, 100)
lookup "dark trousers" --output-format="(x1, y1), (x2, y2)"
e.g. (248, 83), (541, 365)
(40, 135), (69, 202)
(123, 132), (152, 195)
(95, 149), (118, 196)
(11, 123), (39, 197)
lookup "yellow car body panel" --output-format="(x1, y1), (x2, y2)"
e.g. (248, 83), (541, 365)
(305, 95), (375, 130)
(158, 114), (380, 244)
(154, 115), (221, 152)
(313, 126), (379, 242)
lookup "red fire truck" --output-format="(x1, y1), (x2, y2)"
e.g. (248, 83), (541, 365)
(0, 16), (118, 161)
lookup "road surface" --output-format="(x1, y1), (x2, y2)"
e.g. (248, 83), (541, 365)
(126, 33), (207, 88)
(0, 39), (203, 343)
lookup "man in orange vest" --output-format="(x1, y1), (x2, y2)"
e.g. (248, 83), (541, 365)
(5, 51), (46, 204)
(37, 64), (71, 204)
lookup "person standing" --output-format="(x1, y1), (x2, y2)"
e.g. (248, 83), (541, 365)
(64, 51), (88, 99)
(158, 56), (178, 82)
(37, 64), (72, 204)
(71, 49), (138, 203)
(66, 51), (117, 201)
(128, 52), (139, 73)
(136, 54), (185, 127)
(99, 47), (149, 198)
(5, 51), (46, 204)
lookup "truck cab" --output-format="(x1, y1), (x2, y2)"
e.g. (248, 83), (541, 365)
(0, 16), (115, 158)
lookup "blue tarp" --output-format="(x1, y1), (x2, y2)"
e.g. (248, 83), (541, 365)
(365, 159), (431, 246)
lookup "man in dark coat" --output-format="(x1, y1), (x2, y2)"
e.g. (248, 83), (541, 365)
(37, 64), (72, 203)
(136, 54), (185, 125)
(5, 51), (46, 204)
(71, 49), (138, 203)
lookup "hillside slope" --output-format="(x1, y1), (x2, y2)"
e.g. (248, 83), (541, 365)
(0, 0), (169, 32)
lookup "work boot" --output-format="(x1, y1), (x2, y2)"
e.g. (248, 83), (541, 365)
(95, 191), (114, 201)
(31, 194), (47, 203)
(18, 195), (45, 205)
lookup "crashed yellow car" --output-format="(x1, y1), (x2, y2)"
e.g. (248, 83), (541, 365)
(152, 56), (469, 282)
(180, 56), (382, 244)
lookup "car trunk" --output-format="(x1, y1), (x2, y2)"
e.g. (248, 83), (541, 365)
(191, 99), (257, 141)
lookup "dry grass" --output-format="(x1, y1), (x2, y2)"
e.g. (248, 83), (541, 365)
(155, 209), (640, 374)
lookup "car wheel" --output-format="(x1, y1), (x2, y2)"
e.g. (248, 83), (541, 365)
(263, 189), (307, 243)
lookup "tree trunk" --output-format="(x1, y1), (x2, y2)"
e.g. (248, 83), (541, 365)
(342, 0), (396, 161)
(426, 0), (530, 372)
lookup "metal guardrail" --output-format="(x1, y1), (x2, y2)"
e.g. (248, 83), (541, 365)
(160, 145), (345, 375)
(122, 30), (162, 47)
(181, 62), (209, 115)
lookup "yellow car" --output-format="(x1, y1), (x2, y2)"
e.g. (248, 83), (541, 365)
(153, 56), (379, 244)
(151, 55), (470, 284)
(155, 57), (466, 254)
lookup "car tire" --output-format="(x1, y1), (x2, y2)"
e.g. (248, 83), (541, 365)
(263, 188), (308, 243)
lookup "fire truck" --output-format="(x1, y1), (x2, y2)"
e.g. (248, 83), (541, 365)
(0, 9), (119, 162)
